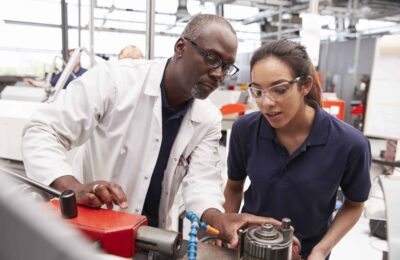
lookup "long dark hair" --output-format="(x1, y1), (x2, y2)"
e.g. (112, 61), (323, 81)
(250, 39), (322, 107)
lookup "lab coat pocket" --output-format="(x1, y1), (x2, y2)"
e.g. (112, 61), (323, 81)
(170, 156), (189, 198)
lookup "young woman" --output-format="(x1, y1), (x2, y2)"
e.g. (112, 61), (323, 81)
(224, 39), (371, 260)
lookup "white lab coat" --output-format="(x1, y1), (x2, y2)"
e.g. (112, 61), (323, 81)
(22, 59), (225, 229)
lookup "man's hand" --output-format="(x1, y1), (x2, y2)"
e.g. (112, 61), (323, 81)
(51, 175), (128, 210)
(201, 209), (281, 248)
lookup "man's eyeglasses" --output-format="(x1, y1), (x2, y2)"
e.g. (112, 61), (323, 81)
(248, 76), (307, 101)
(184, 37), (239, 76)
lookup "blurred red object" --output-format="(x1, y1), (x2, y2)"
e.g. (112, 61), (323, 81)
(323, 100), (345, 121)
(351, 104), (364, 116)
(220, 103), (246, 116)
(48, 199), (147, 258)
(316, 71), (323, 86)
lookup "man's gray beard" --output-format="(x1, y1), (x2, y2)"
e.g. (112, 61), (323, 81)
(191, 84), (208, 100)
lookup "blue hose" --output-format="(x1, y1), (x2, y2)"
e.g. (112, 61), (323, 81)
(185, 211), (210, 260)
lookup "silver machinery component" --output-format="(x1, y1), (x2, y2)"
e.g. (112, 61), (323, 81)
(238, 218), (294, 260)
(136, 226), (183, 258)
(47, 47), (92, 103)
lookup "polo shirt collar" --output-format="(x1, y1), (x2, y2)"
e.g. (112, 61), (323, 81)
(306, 106), (330, 146)
(259, 116), (276, 140)
(259, 104), (330, 147)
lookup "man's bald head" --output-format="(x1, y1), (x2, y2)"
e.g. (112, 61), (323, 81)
(181, 14), (236, 41)
(118, 45), (144, 60)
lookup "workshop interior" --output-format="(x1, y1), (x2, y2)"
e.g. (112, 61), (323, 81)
(0, 0), (400, 259)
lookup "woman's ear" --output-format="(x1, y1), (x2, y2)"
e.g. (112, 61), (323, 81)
(174, 37), (185, 58)
(302, 76), (313, 96)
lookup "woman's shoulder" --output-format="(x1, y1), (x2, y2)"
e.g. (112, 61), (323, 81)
(233, 111), (262, 131)
(229, 112), (263, 146)
(325, 110), (369, 148)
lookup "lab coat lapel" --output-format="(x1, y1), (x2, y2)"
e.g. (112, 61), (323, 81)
(145, 59), (168, 131)
(163, 108), (194, 218)
(174, 115), (194, 159)
(161, 99), (210, 228)
(166, 99), (206, 194)
(144, 59), (168, 97)
(171, 99), (204, 160)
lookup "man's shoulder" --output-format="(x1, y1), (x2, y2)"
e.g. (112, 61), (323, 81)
(195, 98), (221, 114)
(114, 58), (155, 66)
(191, 98), (222, 122)
(89, 59), (160, 73)
(104, 59), (155, 73)
(112, 59), (168, 81)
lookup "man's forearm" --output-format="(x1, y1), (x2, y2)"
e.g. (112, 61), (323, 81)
(50, 175), (82, 191)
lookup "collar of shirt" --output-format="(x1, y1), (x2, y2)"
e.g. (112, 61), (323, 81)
(259, 103), (330, 147)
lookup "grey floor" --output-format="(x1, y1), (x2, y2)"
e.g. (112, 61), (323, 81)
(330, 216), (386, 260)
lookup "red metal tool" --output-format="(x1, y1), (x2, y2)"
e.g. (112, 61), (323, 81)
(48, 199), (147, 258)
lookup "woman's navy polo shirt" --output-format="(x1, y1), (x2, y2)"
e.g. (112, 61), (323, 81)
(227, 107), (371, 257)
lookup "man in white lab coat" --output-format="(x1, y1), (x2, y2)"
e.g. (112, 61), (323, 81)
(22, 14), (279, 246)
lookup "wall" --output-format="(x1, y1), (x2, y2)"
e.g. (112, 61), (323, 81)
(319, 37), (376, 122)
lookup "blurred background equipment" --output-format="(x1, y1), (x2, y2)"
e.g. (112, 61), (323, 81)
(364, 34), (400, 140)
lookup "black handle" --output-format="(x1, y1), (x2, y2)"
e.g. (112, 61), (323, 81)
(60, 189), (78, 218)
(1, 167), (77, 219)
(6, 169), (61, 197)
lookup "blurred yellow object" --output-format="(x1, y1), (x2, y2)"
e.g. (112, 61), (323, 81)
(205, 225), (220, 235)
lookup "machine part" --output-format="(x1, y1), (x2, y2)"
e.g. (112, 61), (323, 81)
(47, 47), (94, 103)
(60, 189), (78, 219)
(380, 175), (400, 260)
(179, 239), (236, 260)
(1, 164), (77, 218)
(0, 174), (111, 260)
(199, 235), (229, 248)
(1, 86), (47, 102)
(48, 199), (147, 258)
(238, 218), (293, 260)
(136, 226), (182, 258)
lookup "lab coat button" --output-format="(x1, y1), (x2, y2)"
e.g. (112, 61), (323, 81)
(155, 138), (160, 142)
(174, 158), (177, 162)
(144, 176), (148, 180)
(135, 208), (139, 213)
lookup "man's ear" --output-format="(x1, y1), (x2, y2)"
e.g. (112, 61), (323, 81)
(174, 37), (185, 58)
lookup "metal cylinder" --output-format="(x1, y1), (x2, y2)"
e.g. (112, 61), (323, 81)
(239, 219), (294, 260)
(59, 189), (77, 219)
(136, 226), (182, 257)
